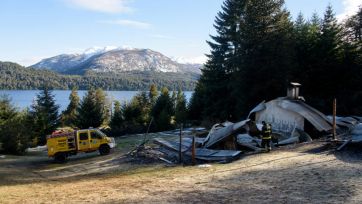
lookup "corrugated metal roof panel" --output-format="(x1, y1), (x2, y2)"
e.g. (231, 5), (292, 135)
(277, 99), (332, 132)
(248, 101), (266, 119)
(204, 119), (250, 148)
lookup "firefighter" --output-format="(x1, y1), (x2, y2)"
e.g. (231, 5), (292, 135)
(261, 121), (272, 152)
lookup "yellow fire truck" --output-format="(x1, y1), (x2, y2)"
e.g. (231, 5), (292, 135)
(47, 128), (116, 162)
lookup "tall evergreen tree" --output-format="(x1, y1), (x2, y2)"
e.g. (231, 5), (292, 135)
(302, 5), (344, 113)
(149, 84), (159, 106)
(175, 89), (187, 124)
(133, 91), (151, 126)
(76, 89), (104, 129)
(191, 1), (362, 120)
(344, 6), (362, 43)
(171, 90), (177, 110)
(191, 0), (295, 122)
(61, 87), (80, 127)
(1, 111), (32, 154)
(95, 88), (110, 125)
(110, 100), (125, 134)
(151, 87), (174, 131)
(293, 13), (310, 80)
(193, 0), (245, 121)
(118, 91), (152, 133)
(231, 0), (295, 117)
(295, 13), (322, 93)
(0, 95), (17, 126)
(187, 82), (205, 122)
(339, 6), (362, 115)
(30, 88), (59, 145)
(320, 5), (343, 62)
(0, 95), (17, 145)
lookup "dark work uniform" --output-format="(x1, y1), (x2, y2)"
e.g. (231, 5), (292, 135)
(261, 124), (272, 151)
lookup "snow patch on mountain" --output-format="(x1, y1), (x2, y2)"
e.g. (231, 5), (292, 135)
(171, 56), (207, 65)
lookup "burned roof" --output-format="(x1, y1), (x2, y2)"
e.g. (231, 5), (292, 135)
(203, 119), (250, 148)
(278, 99), (332, 132)
(249, 98), (333, 132)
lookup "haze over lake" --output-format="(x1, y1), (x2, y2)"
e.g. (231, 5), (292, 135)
(0, 90), (193, 111)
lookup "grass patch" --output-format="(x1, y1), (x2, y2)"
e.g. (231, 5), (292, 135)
(115, 132), (179, 153)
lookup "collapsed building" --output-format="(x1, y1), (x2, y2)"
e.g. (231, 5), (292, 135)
(153, 83), (362, 163)
(249, 83), (333, 136)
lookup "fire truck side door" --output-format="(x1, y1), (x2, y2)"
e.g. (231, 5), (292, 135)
(77, 130), (90, 151)
(89, 130), (102, 150)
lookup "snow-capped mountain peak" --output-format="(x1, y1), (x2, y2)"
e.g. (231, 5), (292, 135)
(83, 46), (118, 55)
(31, 47), (202, 75)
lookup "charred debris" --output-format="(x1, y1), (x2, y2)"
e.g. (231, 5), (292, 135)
(130, 83), (362, 164)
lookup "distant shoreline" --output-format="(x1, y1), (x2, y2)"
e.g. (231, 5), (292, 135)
(0, 90), (194, 111)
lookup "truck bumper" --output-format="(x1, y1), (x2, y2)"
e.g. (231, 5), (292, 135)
(109, 137), (116, 149)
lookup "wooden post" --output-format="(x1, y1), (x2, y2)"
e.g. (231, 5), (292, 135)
(333, 98), (337, 141)
(142, 117), (154, 145)
(179, 123), (183, 164)
(192, 136), (196, 165)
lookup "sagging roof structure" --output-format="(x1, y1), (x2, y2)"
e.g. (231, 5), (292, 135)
(202, 119), (250, 148)
(248, 97), (333, 134)
(153, 81), (361, 161)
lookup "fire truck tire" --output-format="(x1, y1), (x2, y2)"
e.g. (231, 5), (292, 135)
(99, 145), (110, 155)
(54, 153), (67, 163)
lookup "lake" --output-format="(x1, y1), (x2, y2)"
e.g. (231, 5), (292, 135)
(0, 90), (193, 111)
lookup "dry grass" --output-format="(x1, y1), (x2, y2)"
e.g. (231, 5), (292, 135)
(1, 136), (362, 204)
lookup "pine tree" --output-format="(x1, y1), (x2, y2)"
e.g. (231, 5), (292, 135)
(133, 91), (151, 126)
(61, 87), (80, 127)
(232, 0), (295, 117)
(344, 6), (362, 43)
(0, 95), (17, 126)
(339, 6), (362, 115)
(30, 88), (59, 145)
(175, 89), (187, 124)
(188, 82), (205, 122)
(149, 84), (159, 106)
(95, 88), (110, 125)
(193, 0), (246, 121)
(76, 89), (104, 129)
(1, 110), (32, 154)
(301, 5), (344, 113)
(171, 90), (177, 111)
(117, 91), (152, 133)
(191, 1), (362, 119)
(151, 87), (174, 131)
(191, 0), (295, 121)
(293, 13), (322, 104)
(110, 100), (124, 134)
(0, 95), (17, 146)
(320, 5), (343, 62)
(293, 13), (310, 80)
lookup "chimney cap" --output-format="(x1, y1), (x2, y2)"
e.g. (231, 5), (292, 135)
(290, 82), (301, 87)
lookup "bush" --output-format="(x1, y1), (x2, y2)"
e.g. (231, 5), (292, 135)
(0, 96), (31, 154)
(1, 113), (31, 154)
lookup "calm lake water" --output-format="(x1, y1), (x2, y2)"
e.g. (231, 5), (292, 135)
(0, 90), (193, 111)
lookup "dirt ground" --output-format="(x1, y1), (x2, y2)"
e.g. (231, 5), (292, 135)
(0, 136), (362, 204)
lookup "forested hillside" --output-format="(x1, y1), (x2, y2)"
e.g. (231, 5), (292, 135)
(0, 61), (198, 90)
(190, 0), (362, 121)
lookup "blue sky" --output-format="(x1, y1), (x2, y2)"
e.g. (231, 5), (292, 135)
(0, 0), (360, 66)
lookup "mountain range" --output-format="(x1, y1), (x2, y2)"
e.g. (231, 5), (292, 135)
(0, 61), (198, 91)
(31, 47), (203, 75)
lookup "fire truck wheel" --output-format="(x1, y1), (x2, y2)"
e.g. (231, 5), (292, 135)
(54, 153), (67, 163)
(99, 145), (110, 155)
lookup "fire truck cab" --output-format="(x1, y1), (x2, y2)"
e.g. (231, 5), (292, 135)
(47, 128), (116, 163)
